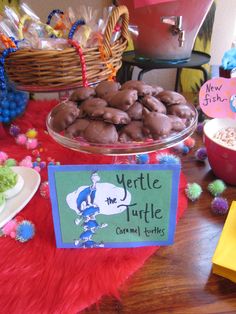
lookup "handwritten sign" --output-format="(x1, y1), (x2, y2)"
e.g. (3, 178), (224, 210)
(199, 77), (236, 119)
(48, 164), (180, 248)
(134, 0), (175, 9)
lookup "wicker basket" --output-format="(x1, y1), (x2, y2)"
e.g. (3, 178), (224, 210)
(3, 5), (129, 91)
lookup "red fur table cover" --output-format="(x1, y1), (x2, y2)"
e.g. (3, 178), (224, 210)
(0, 100), (187, 314)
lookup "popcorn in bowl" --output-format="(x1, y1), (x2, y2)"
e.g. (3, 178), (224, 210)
(213, 127), (236, 149)
(204, 118), (236, 185)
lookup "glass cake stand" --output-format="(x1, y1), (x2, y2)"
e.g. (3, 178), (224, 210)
(46, 103), (198, 156)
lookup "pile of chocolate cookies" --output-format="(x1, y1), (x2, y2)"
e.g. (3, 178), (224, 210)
(50, 80), (196, 144)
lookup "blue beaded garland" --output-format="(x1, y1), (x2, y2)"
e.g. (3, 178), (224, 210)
(46, 9), (64, 25)
(68, 19), (86, 40)
(0, 41), (29, 124)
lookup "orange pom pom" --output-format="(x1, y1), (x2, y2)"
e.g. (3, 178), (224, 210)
(184, 137), (195, 149)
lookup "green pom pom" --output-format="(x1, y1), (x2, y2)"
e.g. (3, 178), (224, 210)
(208, 179), (226, 196)
(185, 183), (202, 201)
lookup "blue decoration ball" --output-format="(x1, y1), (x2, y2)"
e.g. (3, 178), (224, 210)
(136, 154), (149, 164)
(211, 197), (229, 215)
(2, 109), (10, 117)
(182, 145), (190, 155)
(9, 101), (16, 109)
(157, 153), (181, 166)
(10, 110), (17, 118)
(7, 92), (14, 101)
(1, 99), (10, 108)
(2, 116), (10, 123)
(16, 108), (22, 115)
(0, 87), (28, 123)
(16, 220), (35, 242)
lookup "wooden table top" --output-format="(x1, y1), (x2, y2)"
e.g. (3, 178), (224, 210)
(85, 133), (236, 314)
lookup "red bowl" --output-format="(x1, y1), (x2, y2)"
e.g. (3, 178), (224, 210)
(204, 118), (236, 185)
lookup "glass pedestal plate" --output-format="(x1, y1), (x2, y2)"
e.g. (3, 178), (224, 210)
(46, 103), (198, 160)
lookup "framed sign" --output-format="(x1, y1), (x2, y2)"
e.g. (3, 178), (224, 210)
(48, 164), (180, 248)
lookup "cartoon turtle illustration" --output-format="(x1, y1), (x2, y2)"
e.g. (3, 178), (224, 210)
(81, 240), (104, 248)
(83, 220), (108, 232)
(81, 205), (100, 221)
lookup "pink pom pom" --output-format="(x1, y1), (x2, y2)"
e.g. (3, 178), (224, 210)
(10, 231), (16, 238)
(19, 156), (33, 168)
(2, 219), (18, 238)
(40, 181), (50, 199)
(0, 151), (8, 164)
(26, 138), (38, 150)
(16, 134), (27, 145)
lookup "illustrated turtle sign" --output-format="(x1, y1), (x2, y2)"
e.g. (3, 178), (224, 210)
(48, 164), (180, 248)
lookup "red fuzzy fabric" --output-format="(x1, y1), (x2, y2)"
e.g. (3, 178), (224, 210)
(0, 100), (188, 314)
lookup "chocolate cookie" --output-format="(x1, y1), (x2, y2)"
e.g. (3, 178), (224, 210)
(83, 120), (118, 144)
(157, 90), (187, 106)
(151, 85), (164, 96)
(168, 104), (195, 118)
(51, 101), (77, 117)
(143, 110), (172, 139)
(64, 118), (90, 138)
(119, 121), (146, 142)
(95, 81), (120, 99)
(51, 102), (80, 132)
(141, 95), (167, 114)
(121, 80), (153, 96)
(126, 101), (143, 120)
(79, 98), (108, 117)
(69, 87), (96, 102)
(168, 115), (186, 131)
(91, 107), (131, 124)
(101, 91), (117, 103)
(109, 89), (138, 111)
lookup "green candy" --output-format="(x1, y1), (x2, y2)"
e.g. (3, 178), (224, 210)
(0, 166), (17, 193)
